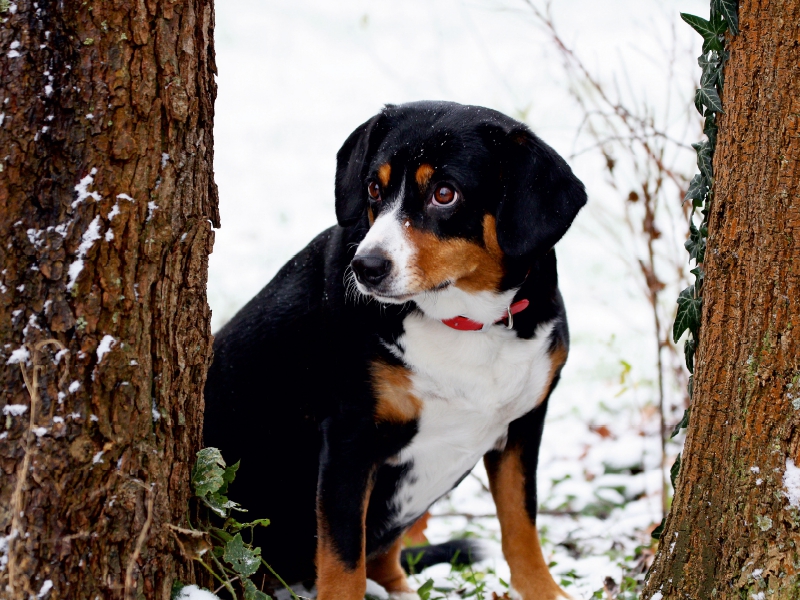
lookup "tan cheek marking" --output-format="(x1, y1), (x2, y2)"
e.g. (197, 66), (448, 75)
(406, 214), (505, 293)
(316, 477), (373, 600)
(366, 535), (415, 594)
(415, 164), (435, 189)
(378, 163), (392, 187)
(371, 360), (422, 424)
(368, 206), (375, 226)
(485, 447), (567, 600)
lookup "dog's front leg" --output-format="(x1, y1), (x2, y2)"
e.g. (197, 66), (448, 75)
(484, 409), (571, 600)
(315, 418), (375, 600)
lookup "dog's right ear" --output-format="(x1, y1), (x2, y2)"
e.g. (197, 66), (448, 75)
(335, 113), (389, 227)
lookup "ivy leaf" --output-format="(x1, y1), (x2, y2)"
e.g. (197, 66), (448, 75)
(673, 285), (702, 343)
(670, 452), (682, 488)
(651, 518), (665, 540)
(243, 578), (272, 600)
(223, 533), (262, 577)
(681, 13), (725, 53)
(693, 140), (714, 180)
(192, 448), (226, 498)
(684, 336), (697, 373)
(218, 460), (240, 495)
(671, 409), (691, 438)
(713, 0), (739, 35)
(695, 84), (724, 116)
(703, 113), (718, 149)
(684, 174), (708, 206)
(685, 221), (706, 263)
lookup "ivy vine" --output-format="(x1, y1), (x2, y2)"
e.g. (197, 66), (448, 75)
(652, 0), (739, 540)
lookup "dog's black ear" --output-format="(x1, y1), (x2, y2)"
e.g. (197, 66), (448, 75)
(494, 127), (587, 257)
(335, 113), (389, 227)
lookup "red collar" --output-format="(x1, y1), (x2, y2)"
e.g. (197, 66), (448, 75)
(441, 299), (530, 332)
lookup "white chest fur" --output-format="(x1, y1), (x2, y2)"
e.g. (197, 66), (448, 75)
(388, 312), (556, 526)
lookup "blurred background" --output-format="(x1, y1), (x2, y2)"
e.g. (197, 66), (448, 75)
(208, 1), (705, 597)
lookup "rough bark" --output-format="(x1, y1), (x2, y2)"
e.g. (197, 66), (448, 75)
(0, 0), (218, 598)
(643, 1), (800, 598)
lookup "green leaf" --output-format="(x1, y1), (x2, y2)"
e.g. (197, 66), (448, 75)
(192, 447), (226, 498)
(693, 140), (714, 181)
(218, 460), (240, 494)
(670, 452), (682, 488)
(223, 533), (262, 577)
(673, 285), (702, 343)
(243, 578), (272, 600)
(713, 0), (739, 35)
(680, 13), (725, 52)
(684, 221), (706, 263)
(684, 336), (697, 374)
(703, 113), (718, 149)
(204, 492), (240, 518)
(243, 518), (271, 529)
(684, 174), (708, 206)
(417, 578), (435, 600)
(671, 409), (691, 439)
(651, 518), (665, 540)
(695, 84), (724, 116)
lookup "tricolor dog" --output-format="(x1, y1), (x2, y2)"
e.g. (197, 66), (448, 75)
(204, 101), (587, 600)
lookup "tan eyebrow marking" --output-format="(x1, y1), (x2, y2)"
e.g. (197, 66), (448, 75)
(378, 163), (392, 187)
(415, 164), (435, 189)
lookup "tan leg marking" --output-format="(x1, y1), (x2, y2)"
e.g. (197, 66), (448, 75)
(378, 163), (392, 187)
(415, 164), (435, 189)
(371, 360), (423, 424)
(316, 477), (374, 600)
(403, 511), (430, 546)
(406, 214), (505, 294)
(367, 536), (415, 595)
(485, 447), (569, 600)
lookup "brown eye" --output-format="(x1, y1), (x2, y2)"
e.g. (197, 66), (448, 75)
(367, 181), (381, 201)
(432, 185), (457, 206)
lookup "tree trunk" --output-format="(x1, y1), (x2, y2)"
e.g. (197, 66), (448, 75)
(643, 1), (800, 598)
(0, 0), (218, 598)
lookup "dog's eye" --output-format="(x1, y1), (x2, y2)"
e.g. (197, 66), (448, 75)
(432, 185), (457, 206)
(367, 181), (381, 201)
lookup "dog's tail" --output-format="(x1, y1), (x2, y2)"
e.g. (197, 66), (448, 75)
(400, 539), (484, 574)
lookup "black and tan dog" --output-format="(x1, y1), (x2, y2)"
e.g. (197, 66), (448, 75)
(204, 101), (586, 600)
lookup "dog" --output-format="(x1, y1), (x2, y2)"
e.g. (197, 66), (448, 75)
(204, 100), (586, 600)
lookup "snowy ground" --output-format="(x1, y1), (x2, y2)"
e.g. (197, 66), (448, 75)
(209, 1), (706, 597)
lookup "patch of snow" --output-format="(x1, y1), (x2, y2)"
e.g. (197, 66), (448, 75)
(756, 478), (763, 485)
(152, 400), (161, 421)
(147, 201), (158, 222)
(54, 223), (68, 237)
(783, 458), (800, 508)
(71, 168), (101, 208)
(3, 404), (28, 416)
(86, 113), (94, 120)
(752, 568), (763, 579)
(161, 153), (170, 168)
(752, 593), (765, 600)
(651, 594), (663, 600)
(0, 432), (7, 440)
(116, 193), (134, 201)
(32, 427), (47, 437)
(96, 335), (116, 363)
(54, 348), (68, 363)
(92, 451), (104, 464)
(105, 229), (114, 242)
(67, 412), (80, 420)
(52, 416), (64, 423)
(67, 215), (102, 289)
(750, 466), (760, 474)
(90, 414), (98, 422)
(68, 381), (80, 393)
(44, 85), (53, 97)
(37, 580), (53, 598)
(7, 50), (20, 58)
(174, 585), (221, 600)
(107, 204), (121, 220)
(7, 346), (30, 365)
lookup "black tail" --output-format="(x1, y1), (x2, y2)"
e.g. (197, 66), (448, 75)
(400, 539), (484, 574)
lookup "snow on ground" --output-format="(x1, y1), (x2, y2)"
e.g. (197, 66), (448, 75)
(210, 0), (706, 597)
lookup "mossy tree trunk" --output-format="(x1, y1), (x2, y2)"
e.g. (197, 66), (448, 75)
(0, 0), (218, 598)
(643, 1), (800, 598)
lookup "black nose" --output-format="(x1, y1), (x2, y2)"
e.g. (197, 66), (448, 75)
(352, 254), (391, 286)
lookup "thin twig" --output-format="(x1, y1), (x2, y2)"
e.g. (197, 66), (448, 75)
(125, 482), (156, 600)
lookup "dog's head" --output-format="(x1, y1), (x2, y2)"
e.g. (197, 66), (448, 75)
(336, 101), (586, 320)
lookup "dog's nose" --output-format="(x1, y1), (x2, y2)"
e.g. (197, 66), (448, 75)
(352, 254), (392, 286)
